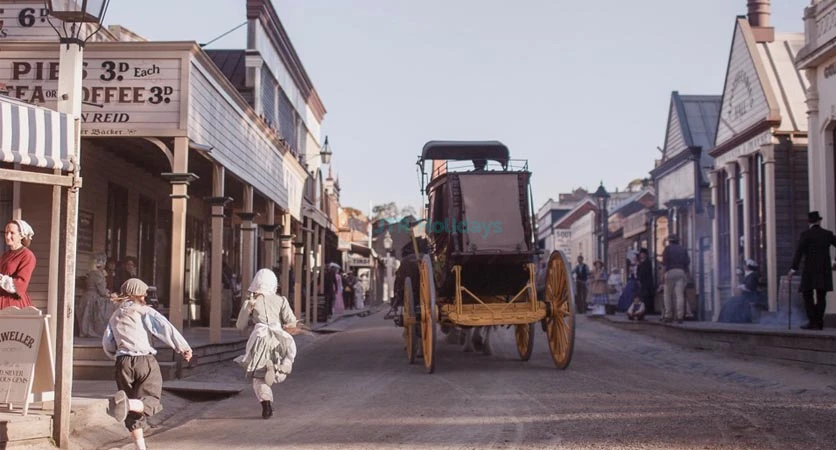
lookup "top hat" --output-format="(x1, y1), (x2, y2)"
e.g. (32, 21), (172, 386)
(808, 211), (823, 223)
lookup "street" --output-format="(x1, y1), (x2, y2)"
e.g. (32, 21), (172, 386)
(107, 312), (836, 450)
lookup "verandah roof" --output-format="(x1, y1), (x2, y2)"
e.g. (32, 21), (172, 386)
(0, 95), (73, 172)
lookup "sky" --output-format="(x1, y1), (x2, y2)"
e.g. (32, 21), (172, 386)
(104, 0), (810, 216)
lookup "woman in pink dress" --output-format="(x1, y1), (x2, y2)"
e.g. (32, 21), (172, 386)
(0, 219), (37, 310)
(333, 266), (345, 316)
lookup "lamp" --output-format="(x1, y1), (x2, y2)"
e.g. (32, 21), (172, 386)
(302, 136), (332, 166)
(593, 181), (610, 269)
(45, 2), (111, 447)
(594, 181), (610, 211)
(45, 0), (111, 45)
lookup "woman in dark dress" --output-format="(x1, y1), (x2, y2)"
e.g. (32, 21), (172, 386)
(636, 248), (656, 315)
(719, 259), (765, 323)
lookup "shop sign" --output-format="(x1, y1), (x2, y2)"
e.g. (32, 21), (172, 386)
(349, 256), (370, 266)
(0, 3), (111, 42)
(0, 307), (54, 412)
(715, 130), (772, 166)
(0, 53), (182, 136)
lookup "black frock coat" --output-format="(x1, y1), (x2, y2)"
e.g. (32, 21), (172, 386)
(791, 225), (836, 292)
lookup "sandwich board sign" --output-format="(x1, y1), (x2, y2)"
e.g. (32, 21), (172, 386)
(0, 306), (55, 415)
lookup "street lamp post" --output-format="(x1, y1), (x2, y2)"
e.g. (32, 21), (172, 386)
(45, 1), (111, 447)
(293, 241), (305, 321)
(594, 182), (610, 271)
(383, 230), (393, 303)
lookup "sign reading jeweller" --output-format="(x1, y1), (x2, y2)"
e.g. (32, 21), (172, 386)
(0, 54), (182, 137)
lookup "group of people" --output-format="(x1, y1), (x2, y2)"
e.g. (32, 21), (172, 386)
(571, 248), (659, 320)
(571, 235), (695, 323)
(324, 264), (366, 319)
(77, 254), (140, 337)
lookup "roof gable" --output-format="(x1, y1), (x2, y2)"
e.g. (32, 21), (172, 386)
(553, 199), (597, 229)
(662, 95), (688, 160)
(715, 19), (775, 148)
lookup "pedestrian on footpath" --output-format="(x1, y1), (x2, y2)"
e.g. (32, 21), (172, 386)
(572, 255), (589, 314)
(235, 268), (301, 419)
(661, 235), (690, 324)
(789, 211), (836, 330)
(589, 259), (609, 316)
(102, 278), (192, 450)
(636, 248), (656, 315)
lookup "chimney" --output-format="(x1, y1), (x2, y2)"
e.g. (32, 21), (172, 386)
(747, 0), (775, 43)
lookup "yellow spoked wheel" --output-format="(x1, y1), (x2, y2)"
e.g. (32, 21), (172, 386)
(403, 277), (418, 364)
(544, 250), (576, 369)
(514, 323), (535, 361)
(419, 254), (437, 374)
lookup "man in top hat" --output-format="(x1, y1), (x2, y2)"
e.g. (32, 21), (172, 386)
(789, 211), (836, 330)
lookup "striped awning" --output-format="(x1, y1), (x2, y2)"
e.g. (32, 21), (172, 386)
(0, 96), (73, 172)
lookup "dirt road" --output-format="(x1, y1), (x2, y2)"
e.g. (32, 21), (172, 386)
(104, 312), (836, 449)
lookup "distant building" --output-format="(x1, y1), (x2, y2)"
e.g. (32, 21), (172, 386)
(535, 188), (589, 257)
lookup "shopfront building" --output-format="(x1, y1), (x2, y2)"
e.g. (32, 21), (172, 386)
(709, 12), (809, 317)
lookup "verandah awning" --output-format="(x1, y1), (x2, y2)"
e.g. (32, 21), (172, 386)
(0, 96), (74, 172)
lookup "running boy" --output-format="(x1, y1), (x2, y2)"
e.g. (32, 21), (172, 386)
(102, 278), (192, 450)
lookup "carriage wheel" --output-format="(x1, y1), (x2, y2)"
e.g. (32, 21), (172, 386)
(514, 323), (535, 361)
(544, 250), (576, 369)
(403, 277), (418, 364)
(419, 254), (437, 374)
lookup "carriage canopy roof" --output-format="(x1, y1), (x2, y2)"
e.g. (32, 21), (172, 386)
(420, 140), (509, 164)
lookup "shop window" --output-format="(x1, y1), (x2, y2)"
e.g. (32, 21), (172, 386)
(260, 66), (277, 129)
(278, 90), (298, 156)
(106, 182), (129, 263)
(137, 195), (156, 283)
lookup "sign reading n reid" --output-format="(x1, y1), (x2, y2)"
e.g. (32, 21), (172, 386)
(0, 55), (182, 137)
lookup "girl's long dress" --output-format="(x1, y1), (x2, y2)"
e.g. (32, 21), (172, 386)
(333, 275), (345, 315)
(234, 293), (297, 380)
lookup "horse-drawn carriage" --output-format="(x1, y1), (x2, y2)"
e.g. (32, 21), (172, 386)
(394, 140), (575, 373)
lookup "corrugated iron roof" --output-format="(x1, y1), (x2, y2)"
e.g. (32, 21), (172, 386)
(679, 95), (721, 150)
(206, 50), (247, 91)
